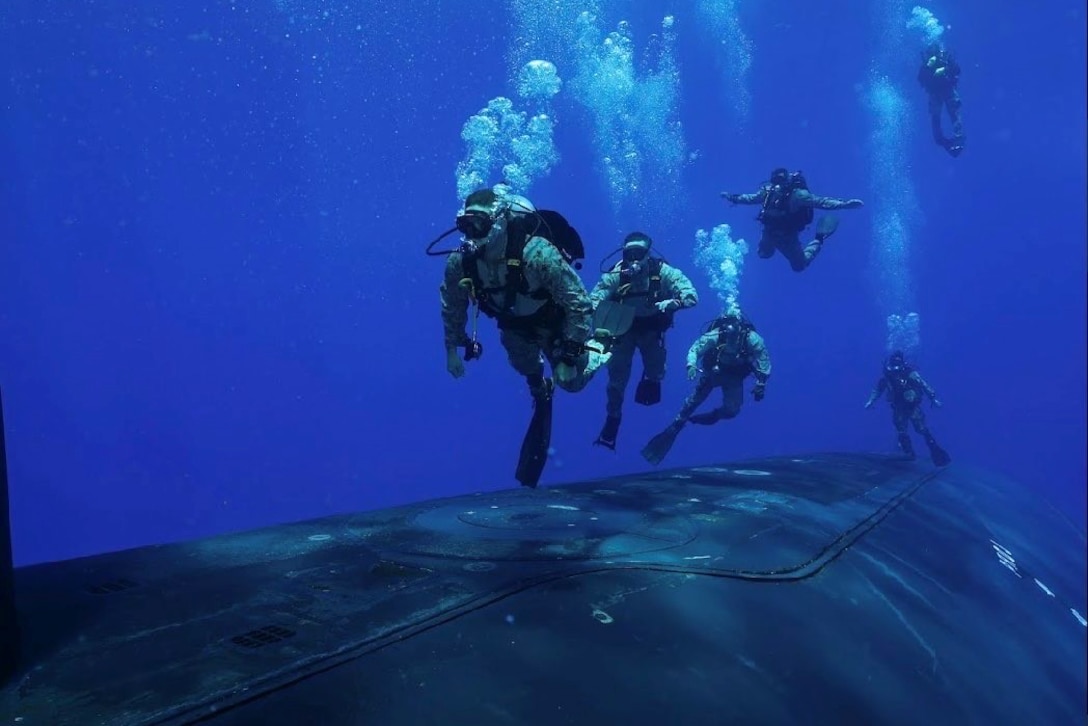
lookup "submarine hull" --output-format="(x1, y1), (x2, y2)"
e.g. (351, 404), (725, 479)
(1, 453), (1084, 724)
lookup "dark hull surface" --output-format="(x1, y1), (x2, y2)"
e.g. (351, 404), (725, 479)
(1, 453), (1084, 725)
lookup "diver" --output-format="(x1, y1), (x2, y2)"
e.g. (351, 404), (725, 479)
(641, 309), (770, 466)
(588, 231), (699, 451)
(864, 350), (951, 467)
(721, 168), (864, 272)
(918, 43), (965, 157)
(431, 184), (611, 488)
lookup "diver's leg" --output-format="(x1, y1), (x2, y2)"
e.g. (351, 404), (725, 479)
(605, 334), (637, 418)
(778, 235), (811, 272)
(946, 90), (965, 153)
(633, 328), (666, 405)
(684, 376), (724, 425)
(912, 407), (950, 465)
(500, 326), (548, 396)
(719, 376), (744, 419)
(757, 230), (776, 260)
(542, 328), (608, 394)
(928, 96), (948, 148)
(892, 407), (915, 458)
(595, 334), (636, 449)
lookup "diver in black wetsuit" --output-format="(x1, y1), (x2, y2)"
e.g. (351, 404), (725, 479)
(918, 43), (966, 157)
(721, 168), (863, 273)
(865, 351), (951, 466)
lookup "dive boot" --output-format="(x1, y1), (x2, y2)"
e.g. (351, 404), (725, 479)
(594, 416), (620, 451)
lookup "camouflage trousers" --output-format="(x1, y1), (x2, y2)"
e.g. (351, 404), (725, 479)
(676, 370), (747, 422)
(604, 327), (666, 417)
(758, 228), (825, 272)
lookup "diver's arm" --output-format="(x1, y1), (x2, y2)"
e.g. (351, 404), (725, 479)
(686, 332), (717, 369)
(747, 332), (772, 384)
(794, 188), (864, 210)
(912, 371), (941, 404)
(661, 264), (699, 309)
(865, 377), (887, 406)
(440, 253), (472, 352)
(589, 272), (620, 309)
(525, 236), (592, 346)
(721, 188), (767, 205)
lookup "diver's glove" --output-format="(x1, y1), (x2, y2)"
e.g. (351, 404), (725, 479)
(558, 339), (584, 367)
(752, 382), (766, 402)
(686, 365), (698, 381)
(655, 299), (681, 314)
(864, 398), (875, 409)
(446, 347), (465, 379)
(844, 199), (865, 208)
(932, 399), (943, 408)
(721, 192), (739, 204)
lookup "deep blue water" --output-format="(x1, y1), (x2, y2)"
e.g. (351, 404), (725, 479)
(1, 0), (1084, 565)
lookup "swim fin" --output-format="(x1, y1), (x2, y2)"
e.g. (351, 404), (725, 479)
(815, 214), (839, 242)
(634, 377), (661, 406)
(928, 440), (951, 467)
(516, 381), (554, 488)
(640, 421), (683, 466)
(592, 300), (636, 340)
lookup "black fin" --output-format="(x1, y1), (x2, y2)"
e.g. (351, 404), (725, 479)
(641, 422), (683, 466)
(516, 393), (554, 488)
(592, 300), (636, 339)
(634, 378), (661, 406)
(929, 443), (951, 467)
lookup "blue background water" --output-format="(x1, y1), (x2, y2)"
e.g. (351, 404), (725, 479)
(1, 1), (1084, 565)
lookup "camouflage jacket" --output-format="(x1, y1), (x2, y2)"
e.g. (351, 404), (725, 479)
(686, 328), (771, 384)
(588, 260), (699, 319)
(440, 235), (593, 350)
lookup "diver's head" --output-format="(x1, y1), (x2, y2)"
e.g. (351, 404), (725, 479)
(620, 231), (652, 276)
(718, 315), (745, 348)
(622, 232), (652, 262)
(769, 168), (790, 186)
(457, 185), (534, 243)
(885, 351), (906, 374)
(456, 188), (501, 240)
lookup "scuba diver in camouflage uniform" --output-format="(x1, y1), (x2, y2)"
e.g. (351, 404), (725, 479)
(588, 232), (699, 451)
(721, 168), (864, 272)
(430, 185), (611, 487)
(641, 310), (771, 466)
(865, 350), (951, 467)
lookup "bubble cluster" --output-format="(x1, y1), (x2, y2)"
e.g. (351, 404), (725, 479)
(907, 6), (946, 47)
(454, 61), (563, 201)
(694, 223), (750, 314)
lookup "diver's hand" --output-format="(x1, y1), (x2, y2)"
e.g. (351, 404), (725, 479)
(845, 199), (865, 208)
(655, 299), (681, 314)
(932, 399), (943, 408)
(555, 362), (577, 385)
(687, 365), (698, 380)
(752, 383), (766, 402)
(864, 399), (874, 409)
(446, 348), (465, 379)
(721, 192), (738, 204)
